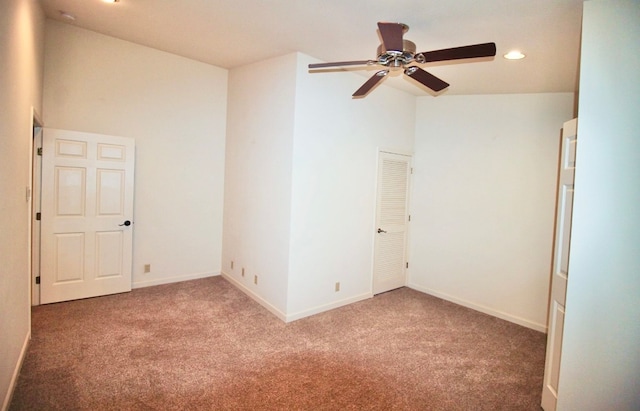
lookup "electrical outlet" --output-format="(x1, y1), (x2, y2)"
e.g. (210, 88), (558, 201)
(231, 260), (234, 270)
(254, 275), (258, 285)
(335, 282), (340, 292)
(144, 264), (151, 273)
(241, 267), (245, 277)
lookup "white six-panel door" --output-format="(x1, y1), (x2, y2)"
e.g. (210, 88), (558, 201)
(541, 118), (577, 410)
(40, 128), (135, 304)
(373, 151), (411, 295)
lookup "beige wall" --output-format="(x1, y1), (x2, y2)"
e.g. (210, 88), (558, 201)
(43, 21), (228, 289)
(0, 0), (45, 407)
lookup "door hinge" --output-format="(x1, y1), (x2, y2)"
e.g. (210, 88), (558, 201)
(35, 276), (40, 285)
(406, 262), (409, 269)
(36, 212), (41, 221)
(37, 147), (43, 156)
(408, 215), (411, 222)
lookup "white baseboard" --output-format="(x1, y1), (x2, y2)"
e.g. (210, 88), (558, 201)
(220, 272), (372, 323)
(220, 272), (287, 321)
(408, 283), (547, 333)
(2, 331), (30, 411)
(132, 271), (219, 289)
(285, 292), (373, 323)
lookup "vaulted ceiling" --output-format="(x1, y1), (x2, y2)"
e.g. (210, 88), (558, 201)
(40, 0), (584, 95)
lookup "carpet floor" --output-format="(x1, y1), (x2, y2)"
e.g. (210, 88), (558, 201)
(10, 276), (546, 410)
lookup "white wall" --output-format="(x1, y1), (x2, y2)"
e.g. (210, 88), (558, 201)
(223, 53), (416, 320)
(0, 0), (44, 407)
(222, 53), (297, 317)
(410, 93), (575, 331)
(558, 1), (640, 409)
(287, 55), (416, 319)
(43, 21), (228, 288)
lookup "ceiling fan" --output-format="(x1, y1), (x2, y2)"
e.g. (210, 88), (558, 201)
(308, 22), (497, 98)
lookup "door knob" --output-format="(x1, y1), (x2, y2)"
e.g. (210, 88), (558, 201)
(119, 220), (132, 227)
(377, 228), (387, 233)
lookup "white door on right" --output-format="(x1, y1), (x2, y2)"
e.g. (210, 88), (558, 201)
(541, 118), (577, 411)
(373, 151), (411, 295)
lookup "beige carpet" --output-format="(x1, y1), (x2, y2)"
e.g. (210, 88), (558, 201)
(10, 276), (545, 410)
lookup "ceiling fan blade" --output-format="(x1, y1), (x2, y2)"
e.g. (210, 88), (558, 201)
(404, 66), (449, 92)
(353, 70), (389, 97)
(377, 22), (405, 51)
(418, 42), (497, 63)
(309, 60), (373, 69)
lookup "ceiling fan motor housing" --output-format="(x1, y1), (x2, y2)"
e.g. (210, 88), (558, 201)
(377, 40), (417, 68)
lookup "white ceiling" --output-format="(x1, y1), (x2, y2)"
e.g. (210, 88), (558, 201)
(39, 0), (584, 96)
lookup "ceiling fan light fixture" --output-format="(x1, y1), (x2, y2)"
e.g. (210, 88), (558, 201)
(504, 50), (525, 60)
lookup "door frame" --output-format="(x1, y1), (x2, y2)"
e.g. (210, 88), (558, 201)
(29, 108), (43, 306)
(371, 148), (413, 294)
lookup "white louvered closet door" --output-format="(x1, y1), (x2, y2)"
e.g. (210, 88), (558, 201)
(373, 151), (411, 294)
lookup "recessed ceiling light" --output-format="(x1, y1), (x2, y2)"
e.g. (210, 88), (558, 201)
(504, 50), (526, 60)
(59, 10), (76, 21)
(102, 0), (120, 3)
